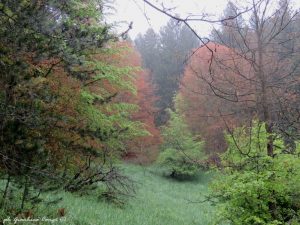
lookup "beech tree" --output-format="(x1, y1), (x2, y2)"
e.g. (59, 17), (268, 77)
(179, 42), (250, 153)
(143, 0), (300, 222)
(114, 41), (161, 164)
(128, 70), (161, 163)
(177, 0), (300, 222)
(180, 0), (300, 154)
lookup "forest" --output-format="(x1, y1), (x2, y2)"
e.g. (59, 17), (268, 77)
(0, 0), (299, 224)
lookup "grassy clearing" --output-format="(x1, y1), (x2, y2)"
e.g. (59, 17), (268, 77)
(5, 164), (216, 225)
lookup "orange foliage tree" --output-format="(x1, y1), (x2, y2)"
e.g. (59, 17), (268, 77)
(128, 69), (161, 163)
(113, 42), (161, 163)
(179, 42), (253, 153)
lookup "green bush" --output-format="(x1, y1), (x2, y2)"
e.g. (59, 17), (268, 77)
(157, 109), (205, 178)
(211, 121), (300, 225)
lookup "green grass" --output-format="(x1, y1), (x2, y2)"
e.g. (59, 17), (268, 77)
(5, 164), (216, 225)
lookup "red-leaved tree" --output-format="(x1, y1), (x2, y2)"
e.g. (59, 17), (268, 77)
(115, 41), (161, 163)
(179, 42), (253, 153)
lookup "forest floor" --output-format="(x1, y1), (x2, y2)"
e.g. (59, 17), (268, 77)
(38, 164), (216, 225)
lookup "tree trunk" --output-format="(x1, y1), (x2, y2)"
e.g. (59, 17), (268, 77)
(170, 170), (176, 178)
(0, 174), (10, 208)
(254, 10), (274, 157)
(21, 175), (29, 210)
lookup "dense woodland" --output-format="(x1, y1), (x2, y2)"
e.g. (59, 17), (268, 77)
(0, 0), (299, 224)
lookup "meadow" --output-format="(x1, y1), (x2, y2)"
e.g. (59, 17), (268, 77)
(36, 164), (215, 225)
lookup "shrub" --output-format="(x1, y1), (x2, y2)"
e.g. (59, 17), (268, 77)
(211, 121), (300, 225)
(157, 109), (205, 178)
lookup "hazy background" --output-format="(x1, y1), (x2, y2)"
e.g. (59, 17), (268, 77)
(107, 0), (300, 39)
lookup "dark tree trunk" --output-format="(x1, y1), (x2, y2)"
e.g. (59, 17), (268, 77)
(0, 174), (10, 208)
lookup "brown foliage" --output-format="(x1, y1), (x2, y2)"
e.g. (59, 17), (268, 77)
(126, 70), (162, 164)
(180, 42), (253, 153)
(113, 42), (162, 164)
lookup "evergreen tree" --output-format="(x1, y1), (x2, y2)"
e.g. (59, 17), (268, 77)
(157, 97), (205, 178)
(135, 19), (199, 125)
(210, 1), (246, 49)
(0, 0), (142, 215)
(135, 29), (160, 74)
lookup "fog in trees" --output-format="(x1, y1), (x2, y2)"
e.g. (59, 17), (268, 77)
(135, 19), (199, 125)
